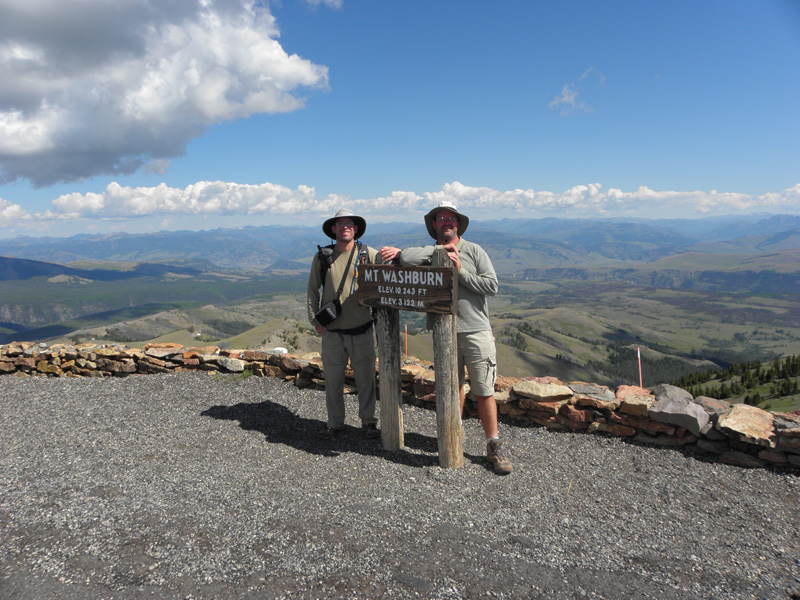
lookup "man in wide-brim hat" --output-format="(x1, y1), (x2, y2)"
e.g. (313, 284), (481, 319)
(322, 209), (367, 240)
(422, 200), (469, 240)
(379, 201), (512, 474)
(307, 208), (380, 440)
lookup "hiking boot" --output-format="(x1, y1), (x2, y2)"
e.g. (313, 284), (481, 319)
(321, 426), (344, 440)
(362, 423), (380, 440)
(487, 439), (513, 475)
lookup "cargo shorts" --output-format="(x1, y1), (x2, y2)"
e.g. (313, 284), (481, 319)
(456, 330), (497, 397)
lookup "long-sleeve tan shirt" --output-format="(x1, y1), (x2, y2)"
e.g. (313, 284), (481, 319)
(307, 243), (379, 330)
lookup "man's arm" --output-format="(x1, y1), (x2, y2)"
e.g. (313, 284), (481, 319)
(456, 245), (498, 297)
(306, 256), (324, 331)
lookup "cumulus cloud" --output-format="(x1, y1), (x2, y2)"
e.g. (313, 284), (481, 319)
(6, 181), (795, 232)
(425, 182), (796, 217)
(45, 180), (323, 219)
(0, 197), (30, 226)
(0, 0), (329, 186)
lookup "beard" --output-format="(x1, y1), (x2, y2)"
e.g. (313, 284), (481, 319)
(437, 226), (457, 243)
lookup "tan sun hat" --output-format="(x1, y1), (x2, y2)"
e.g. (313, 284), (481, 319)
(424, 201), (469, 239)
(322, 208), (367, 240)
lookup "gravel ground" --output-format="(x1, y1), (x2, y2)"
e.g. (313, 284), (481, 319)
(1, 372), (799, 600)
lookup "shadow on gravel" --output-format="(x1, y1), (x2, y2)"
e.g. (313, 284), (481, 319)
(401, 430), (490, 470)
(201, 398), (444, 468)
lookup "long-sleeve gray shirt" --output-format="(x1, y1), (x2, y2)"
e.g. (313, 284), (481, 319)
(397, 238), (497, 333)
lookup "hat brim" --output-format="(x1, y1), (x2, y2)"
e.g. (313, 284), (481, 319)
(322, 215), (367, 240)
(424, 207), (469, 240)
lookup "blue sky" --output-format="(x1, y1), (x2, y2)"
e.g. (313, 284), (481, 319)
(1, 0), (799, 238)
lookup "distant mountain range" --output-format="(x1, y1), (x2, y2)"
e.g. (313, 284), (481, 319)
(0, 256), (202, 282)
(2, 213), (799, 276)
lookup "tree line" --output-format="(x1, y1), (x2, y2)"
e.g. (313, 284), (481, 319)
(673, 354), (800, 405)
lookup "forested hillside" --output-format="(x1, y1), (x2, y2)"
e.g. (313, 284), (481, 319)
(674, 355), (800, 412)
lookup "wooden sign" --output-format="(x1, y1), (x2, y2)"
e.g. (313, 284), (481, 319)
(357, 265), (458, 314)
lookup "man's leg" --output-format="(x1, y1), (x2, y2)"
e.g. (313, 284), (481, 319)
(475, 390), (512, 474)
(459, 379), (501, 438)
(457, 331), (498, 433)
(321, 331), (347, 429)
(473, 394), (499, 439)
(344, 328), (378, 427)
(459, 331), (512, 474)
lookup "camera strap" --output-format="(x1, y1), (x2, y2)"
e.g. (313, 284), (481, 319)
(330, 243), (358, 301)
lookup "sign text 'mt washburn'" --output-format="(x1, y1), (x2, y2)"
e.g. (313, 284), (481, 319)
(357, 265), (458, 314)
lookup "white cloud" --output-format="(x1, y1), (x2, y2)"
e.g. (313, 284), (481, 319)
(0, 197), (30, 226)
(45, 180), (328, 219)
(431, 183), (797, 217)
(5, 181), (794, 232)
(752, 184), (800, 210)
(0, 0), (329, 186)
(549, 84), (588, 115)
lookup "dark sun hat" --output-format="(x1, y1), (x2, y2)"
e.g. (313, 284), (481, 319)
(424, 200), (469, 240)
(322, 208), (367, 240)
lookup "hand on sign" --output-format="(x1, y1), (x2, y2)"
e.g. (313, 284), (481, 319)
(442, 243), (460, 271)
(379, 246), (401, 262)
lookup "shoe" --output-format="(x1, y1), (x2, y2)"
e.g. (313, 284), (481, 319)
(321, 426), (344, 439)
(487, 439), (513, 475)
(362, 423), (380, 440)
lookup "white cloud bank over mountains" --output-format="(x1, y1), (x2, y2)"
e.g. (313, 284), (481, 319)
(3, 181), (799, 232)
(0, 0), (328, 186)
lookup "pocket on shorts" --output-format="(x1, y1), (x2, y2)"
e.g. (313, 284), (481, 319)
(486, 356), (497, 385)
(472, 356), (496, 396)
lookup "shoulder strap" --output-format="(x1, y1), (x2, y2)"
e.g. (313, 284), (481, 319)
(318, 243), (358, 298)
(334, 244), (358, 298)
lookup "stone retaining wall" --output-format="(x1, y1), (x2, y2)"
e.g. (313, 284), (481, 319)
(3, 341), (799, 471)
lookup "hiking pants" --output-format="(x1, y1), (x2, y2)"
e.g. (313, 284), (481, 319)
(321, 328), (377, 429)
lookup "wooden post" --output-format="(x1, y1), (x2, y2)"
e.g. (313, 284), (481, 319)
(376, 306), (403, 450)
(357, 257), (460, 465)
(431, 249), (464, 468)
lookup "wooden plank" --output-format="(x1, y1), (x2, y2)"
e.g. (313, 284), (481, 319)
(376, 306), (403, 450)
(431, 250), (464, 468)
(357, 265), (458, 314)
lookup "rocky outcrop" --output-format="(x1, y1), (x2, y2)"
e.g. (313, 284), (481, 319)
(2, 341), (798, 472)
